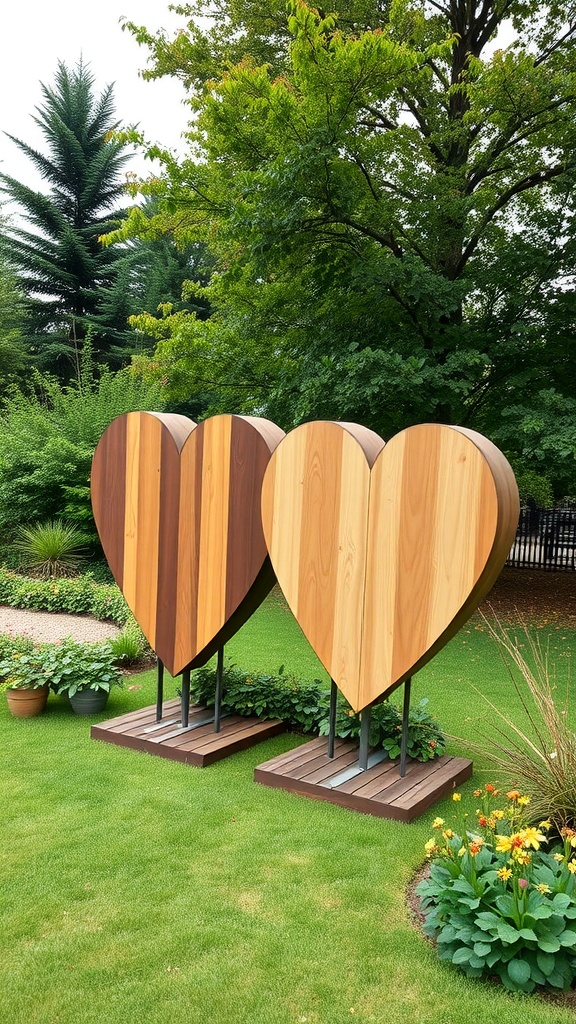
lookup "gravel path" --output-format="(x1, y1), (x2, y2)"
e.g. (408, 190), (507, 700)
(0, 605), (120, 644)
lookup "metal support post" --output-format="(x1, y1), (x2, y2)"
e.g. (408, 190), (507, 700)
(400, 676), (412, 778)
(327, 679), (337, 758)
(155, 658), (164, 722)
(358, 706), (371, 772)
(214, 646), (224, 733)
(181, 667), (191, 729)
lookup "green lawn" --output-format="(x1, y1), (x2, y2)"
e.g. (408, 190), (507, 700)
(1, 593), (575, 1024)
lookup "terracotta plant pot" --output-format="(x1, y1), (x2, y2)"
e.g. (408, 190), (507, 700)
(69, 688), (109, 715)
(6, 685), (49, 718)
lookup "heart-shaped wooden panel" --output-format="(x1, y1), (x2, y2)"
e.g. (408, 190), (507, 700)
(91, 412), (284, 676)
(261, 422), (519, 712)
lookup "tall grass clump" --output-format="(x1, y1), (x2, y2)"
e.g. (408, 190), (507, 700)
(14, 520), (87, 578)
(475, 615), (575, 829)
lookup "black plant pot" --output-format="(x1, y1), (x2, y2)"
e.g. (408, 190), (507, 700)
(69, 689), (109, 715)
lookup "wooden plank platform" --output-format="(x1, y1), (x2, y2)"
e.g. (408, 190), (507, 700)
(91, 698), (284, 767)
(254, 738), (472, 822)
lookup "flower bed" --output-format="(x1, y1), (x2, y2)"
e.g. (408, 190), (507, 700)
(417, 786), (576, 993)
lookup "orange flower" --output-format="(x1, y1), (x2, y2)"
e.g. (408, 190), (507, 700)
(507, 790), (521, 801)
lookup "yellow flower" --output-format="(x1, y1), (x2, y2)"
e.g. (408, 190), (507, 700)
(432, 817), (445, 830)
(567, 861), (576, 874)
(570, 836), (576, 848)
(424, 839), (438, 854)
(442, 829), (454, 840)
(520, 827), (546, 850)
(512, 849), (532, 866)
(497, 867), (512, 881)
(535, 883), (551, 894)
(492, 809), (505, 820)
(495, 835), (513, 853)
(473, 789), (483, 798)
(553, 853), (565, 862)
(452, 793), (462, 802)
(458, 846), (466, 857)
(517, 796), (531, 807)
(539, 820), (552, 831)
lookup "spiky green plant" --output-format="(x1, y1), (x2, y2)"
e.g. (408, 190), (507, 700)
(473, 615), (576, 829)
(14, 520), (87, 578)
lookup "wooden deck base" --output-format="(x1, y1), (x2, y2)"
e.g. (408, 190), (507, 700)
(91, 698), (284, 767)
(254, 738), (472, 822)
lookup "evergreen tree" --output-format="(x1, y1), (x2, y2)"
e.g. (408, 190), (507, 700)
(0, 60), (132, 373)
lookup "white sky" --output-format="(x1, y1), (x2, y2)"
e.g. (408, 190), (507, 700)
(1, 1), (190, 205)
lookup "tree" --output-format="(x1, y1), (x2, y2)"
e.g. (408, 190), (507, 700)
(0, 60), (133, 373)
(121, 1), (576, 491)
(0, 234), (28, 397)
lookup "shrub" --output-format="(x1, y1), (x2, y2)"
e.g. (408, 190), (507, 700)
(0, 350), (164, 543)
(417, 786), (576, 994)
(14, 520), (87, 578)
(0, 633), (35, 662)
(0, 567), (129, 624)
(191, 664), (446, 760)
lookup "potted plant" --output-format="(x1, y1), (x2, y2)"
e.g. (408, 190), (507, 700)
(43, 637), (123, 714)
(0, 647), (51, 717)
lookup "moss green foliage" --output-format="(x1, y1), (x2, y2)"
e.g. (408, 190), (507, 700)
(191, 664), (445, 760)
(418, 788), (576, 994)
(0, 347), (164, 543)
(0, 567), (128, 624)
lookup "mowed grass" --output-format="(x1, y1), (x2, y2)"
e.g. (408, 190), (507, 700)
(1, 592), (575, 1024)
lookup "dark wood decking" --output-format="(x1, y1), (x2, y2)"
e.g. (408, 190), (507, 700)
(254, 738), (472, 822)
(91, 698), (284, 767)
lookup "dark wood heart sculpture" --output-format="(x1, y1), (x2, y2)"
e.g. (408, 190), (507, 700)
(261, 421), (519, 712)
(91, 412), (284, 676)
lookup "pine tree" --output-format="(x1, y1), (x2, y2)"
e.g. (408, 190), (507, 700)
(0, 60), (131, 373)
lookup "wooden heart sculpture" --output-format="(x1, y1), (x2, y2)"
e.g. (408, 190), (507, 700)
(261, 421), (519, 712)
(91, 412), (284, 676)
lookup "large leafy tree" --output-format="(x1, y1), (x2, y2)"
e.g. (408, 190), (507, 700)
(121, 0), (576, 493)
(0, 60), (133, 372)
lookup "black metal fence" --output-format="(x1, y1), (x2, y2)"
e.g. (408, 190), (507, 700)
(507, 504), (576, 571)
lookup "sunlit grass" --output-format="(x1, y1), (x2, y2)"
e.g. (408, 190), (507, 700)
(1, 593), (575, 1024)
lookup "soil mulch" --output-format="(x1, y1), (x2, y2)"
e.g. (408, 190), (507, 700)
(479, 566), (576, 629)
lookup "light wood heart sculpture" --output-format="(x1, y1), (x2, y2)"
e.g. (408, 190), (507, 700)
(91, 412), (284, 676)
(261, 422), (519, 712)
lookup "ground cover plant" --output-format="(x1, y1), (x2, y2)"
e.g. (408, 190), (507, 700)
(1, 579), (576, 1023)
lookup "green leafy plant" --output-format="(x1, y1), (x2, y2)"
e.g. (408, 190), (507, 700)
(0, 647), (51, 691)
(40, 637), (123, 698)
(191, 664), (446, 760)
(0, 567), (129, 624)
(473, 616), (576, 830)
(417, 787), (576, 993)
(0, 637), (122, 697)
(0, 632), (35, 662)
(14, 520), (87, 578)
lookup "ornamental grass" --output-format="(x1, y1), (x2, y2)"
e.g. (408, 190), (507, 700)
(470, 615), (576, 830)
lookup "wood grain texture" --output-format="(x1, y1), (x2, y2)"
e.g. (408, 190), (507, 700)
(91, 412), (284, 676)
(261, 421), (519, 712)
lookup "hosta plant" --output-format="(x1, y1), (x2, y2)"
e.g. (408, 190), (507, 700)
(417, 786), (576, 994)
